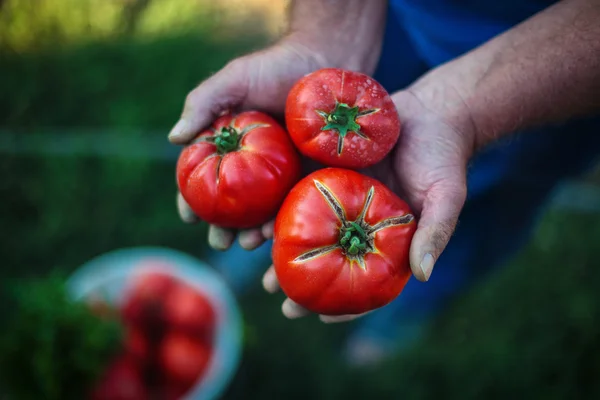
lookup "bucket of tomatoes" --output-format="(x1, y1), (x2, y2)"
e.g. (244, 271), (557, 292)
(68, 246), (243, 400)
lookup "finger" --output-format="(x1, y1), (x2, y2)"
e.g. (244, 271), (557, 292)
(282, 298), (311, 319)
(238, 228), (266, 250)
(176, 192), (199, 224)
(261, 265), (280, 294)
(319, 312), (368, 324)
(168, 59), (249, 144)
(409, 179), (467, 282)
(261, 219), (275, 239)
(208, 225), (236, 251)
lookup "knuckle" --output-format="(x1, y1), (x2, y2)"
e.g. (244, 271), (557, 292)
(184, 89), (200, 111)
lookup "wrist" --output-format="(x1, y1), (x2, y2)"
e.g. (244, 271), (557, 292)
(405, 66), (479, 159)
(281, 0), (387, 75)
(281, 30), (383, 75)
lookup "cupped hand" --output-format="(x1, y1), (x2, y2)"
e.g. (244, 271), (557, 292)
(170, 39), (330, 251)
(170, 39), (476, 323)
(262, 85), (476, 323)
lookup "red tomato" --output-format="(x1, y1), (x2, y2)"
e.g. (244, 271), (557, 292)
(121, 271), (175, 326)
(90, 356), (148, 400)
(124, 325), (150, 364)
(272, 168), (416, 315)
(176, 111), (301, 229)
(157, 383), (189, 400)
(285, 68), (400, 169)
(163, 281), (216, 339)
(159, 332), (211, 387)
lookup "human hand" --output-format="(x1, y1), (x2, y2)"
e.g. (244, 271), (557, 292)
(262, 80), (476, 322)
(169, 39), (336, 252)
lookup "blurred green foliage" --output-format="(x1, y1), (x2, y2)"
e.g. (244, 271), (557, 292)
(0, 274), (123, 400)
(0, 30), (263, 129)
(1, 1), (599, 399)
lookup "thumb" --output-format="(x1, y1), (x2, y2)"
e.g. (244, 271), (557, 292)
(168, 59), (249, 144)
(409, 178), (467, 282)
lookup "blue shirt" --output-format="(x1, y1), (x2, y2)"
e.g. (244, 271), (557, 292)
(390, 0), (557, 65)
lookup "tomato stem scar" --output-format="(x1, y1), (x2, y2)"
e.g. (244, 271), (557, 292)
(213, 123), (270, 154)
(340, 222), (368, 255)
(214, 126), (240, 154)
(316, 102), (377, 156)
(294, 180), (414, 269)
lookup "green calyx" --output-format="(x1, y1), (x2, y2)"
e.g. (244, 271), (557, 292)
(321, 102), (361, 138)
(340, 221), (368, 256)
(214, 126), (240, 154)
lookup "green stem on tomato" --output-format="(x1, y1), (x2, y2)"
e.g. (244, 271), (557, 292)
(214, 127), (240, 154)
(340, 221), (368, 256)
(321, 102), (361, 138)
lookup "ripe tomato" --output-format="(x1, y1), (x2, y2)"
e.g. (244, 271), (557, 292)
(121, 270), (175, 327)
(285, 68), (400, 169)
(90, 356), (148, 400)
(157, 383), (189, 400)
(159, 332), (211, 387)
(163, 281), (216, 339)
(272, 168), (416, 315)
(176, 111), (301, 229)
(124, 325), (150, 365)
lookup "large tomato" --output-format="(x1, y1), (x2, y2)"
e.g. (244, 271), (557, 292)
(158, 332), (211, 387)
(123, 325), (150, 365)
(121, 270), (175, 327)
(90, 356), (148, 400)
(176, 111), (301, 229)
(163, 280), (216, 339)
(285, 68), (400, 169)
(272, 168), (416, 315)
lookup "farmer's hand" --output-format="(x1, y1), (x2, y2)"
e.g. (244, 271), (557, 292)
(169, 41), (326, 251)
(269, 0), (600, 322)
(262, 78), (476, 323)
(169, 0), (387, 252)
(272, 0), (600, 321)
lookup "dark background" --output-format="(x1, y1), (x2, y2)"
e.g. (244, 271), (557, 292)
(1, 1), (600, 398)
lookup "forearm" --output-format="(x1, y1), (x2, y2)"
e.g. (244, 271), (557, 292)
(411, 0), (600, 150)
(282, 0), (388, 74)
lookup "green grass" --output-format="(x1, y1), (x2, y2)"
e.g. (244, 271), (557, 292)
(0, 33), (267, 129)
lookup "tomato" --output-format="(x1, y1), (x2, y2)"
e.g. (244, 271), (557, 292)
(90, 356), (148, 400)
(272, 168), (416, 315)
(121, 271), (175, 327)
(157, 383), (189, 400)
(159, 332), (211, 387)
(124, 325), (150, 365)
(285, 68), (400, 169)
(163, 281), (216, 339)
(176, 111), (301, 229)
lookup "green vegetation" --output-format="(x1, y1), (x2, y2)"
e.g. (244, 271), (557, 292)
(1, 1), (599, 398)
(0, 274), (123, 400)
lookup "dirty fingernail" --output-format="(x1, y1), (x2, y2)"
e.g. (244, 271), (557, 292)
(420, 253), (435, 281)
